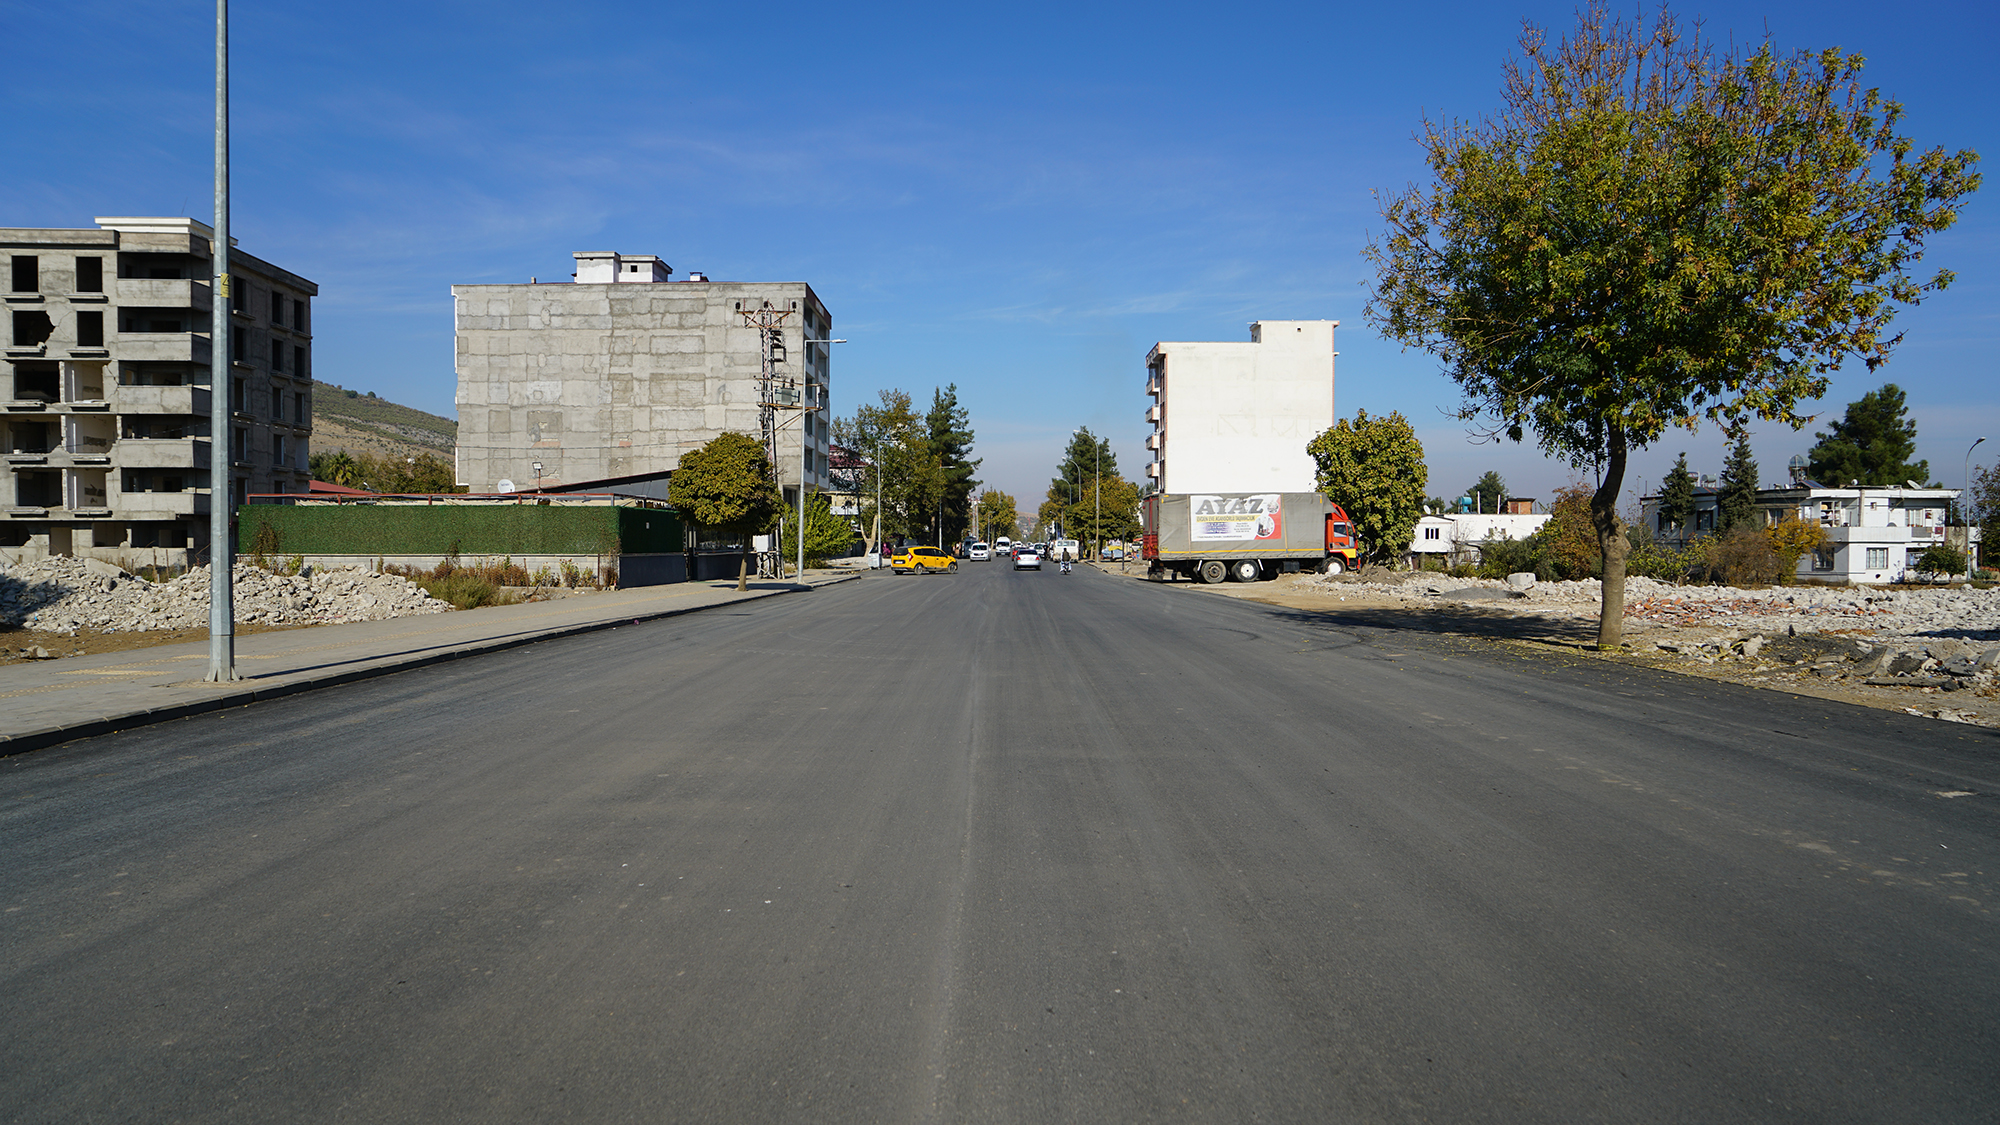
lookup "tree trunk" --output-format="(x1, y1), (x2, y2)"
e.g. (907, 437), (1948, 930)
(737, 547), (750, 592)
(1593, 430), (1632, 650)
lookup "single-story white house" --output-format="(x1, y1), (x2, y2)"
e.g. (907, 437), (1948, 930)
(1409, 512), (1551, 566)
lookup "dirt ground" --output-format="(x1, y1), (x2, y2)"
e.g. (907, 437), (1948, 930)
(1098, 563), (2000, 727)
(0, 620), (314, 665)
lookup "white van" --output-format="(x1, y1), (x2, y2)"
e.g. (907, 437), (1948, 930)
(995, 537), (1013, 557)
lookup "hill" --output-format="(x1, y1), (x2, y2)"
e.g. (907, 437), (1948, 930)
(312, 381), (456, 462)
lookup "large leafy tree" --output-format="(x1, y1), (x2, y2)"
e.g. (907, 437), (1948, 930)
(976, 490), (1018, 544)
(1805, 383), (1931, 486)
(781, 493), (858, 568)
(1716, 435), (1761, 534)
(926, 384), (982, 544)
(668, 432), (783, 591)
(1307, 409), (1427, 565)
(1040, 428), (1120, 541)
(831, 389), (941, 546)
(1364, 3), (1979, 647)
(1657, 452), (1697, 537)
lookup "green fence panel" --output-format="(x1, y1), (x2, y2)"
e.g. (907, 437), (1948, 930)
(238, 504), (682, 556)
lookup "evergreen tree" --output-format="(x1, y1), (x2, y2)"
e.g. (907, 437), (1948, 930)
(1466, 471), (1508, 513)
(1717, 436), (1760, 534)
(1658, 453), (1696, 535)
(1805, 383), (1931, 486)
(926, 384), (981, 544)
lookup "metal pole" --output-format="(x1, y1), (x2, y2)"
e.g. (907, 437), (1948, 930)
(1094, 439), (1101, 563)
(205, 0), (236, 682)
(1967, 436), (1987, 580)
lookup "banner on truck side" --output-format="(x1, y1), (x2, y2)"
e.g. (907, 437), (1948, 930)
(1190, 494), (1284, 542)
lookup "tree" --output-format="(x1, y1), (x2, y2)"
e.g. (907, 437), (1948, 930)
(1805, 383), (1931, 486)
(1363, 3), (1979, 648)
(1538, 482), (1601, 579)
(1306, 409), (1427, 565)
(309, 450), (360, 487)
(1971, 463), (2000, 570)
(668, 432), (782, 591)
(1717, 435), (1760, 534)
(1466, 470), (1508, 513)
(1765, 513), (1826, 582)
(832, 390), (938, 546)
(781, 493), (857, 568)
(926, 384), (981, 544)
(1658, 453), (1696, 538)
(1041, 427), (1119, 542)
(975, 490), (1018, 544)
(1913, 543), (1967, 583)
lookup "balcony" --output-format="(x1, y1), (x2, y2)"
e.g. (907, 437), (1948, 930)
(113, 332), (211, 364)
(113, 384), (208, 414)
(116, 490), (208, 519)
(116, 438), (209, 470)
(1146, 375), (1162, 397)
(113, 277), (212, 313)
(1146, 404), (1161, 424)
(1145, 432), (1161, 450)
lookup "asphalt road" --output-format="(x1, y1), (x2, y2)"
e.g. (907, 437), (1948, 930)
(3, 561), (1996, 1123)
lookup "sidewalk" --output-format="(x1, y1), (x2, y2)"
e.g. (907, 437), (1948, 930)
(0, 571), (861, 755)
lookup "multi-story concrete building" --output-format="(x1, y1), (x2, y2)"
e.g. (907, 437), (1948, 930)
(3, 217), (314, 565)
(1143, 320), (1338, 494)
(452, 253), (833, 508)
(1639, 480), (1973, 584)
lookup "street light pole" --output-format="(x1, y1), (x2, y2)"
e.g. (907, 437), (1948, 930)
(800, 339), (845, 578)
(204, 0), (237, 683)
(1966, 436), (1987, 580)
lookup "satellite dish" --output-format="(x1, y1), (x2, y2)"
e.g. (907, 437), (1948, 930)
(496, 479), (516, 494)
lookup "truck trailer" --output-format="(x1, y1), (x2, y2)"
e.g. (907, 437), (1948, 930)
(1141, 492), (1362, 583)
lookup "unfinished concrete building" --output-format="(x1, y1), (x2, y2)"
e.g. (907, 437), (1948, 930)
(3, 217), (315, 566)
(451, 253), (833, 508)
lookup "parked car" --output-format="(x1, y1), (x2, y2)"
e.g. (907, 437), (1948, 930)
(892, 546), (959, 574)
(969, 541), (991, 560)
(1012, 545), (1042, 571)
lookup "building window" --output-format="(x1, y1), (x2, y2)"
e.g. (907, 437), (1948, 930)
(233, 428), (249, 463)
(1424, 526), (1441, 540)
(10, 255), (37, 293)
(294, 391), (306, 424)
(76, 311), (104, 348)
(12, 310), (54, 346)
(271, 339), (283, 372)
(1812, 546), (1836, 571)
(232, 377), (246, 413)
(271, 381), (283, 419)
(1866, 547), (1889, 569)
(75, 257), (103, 293)
(270, 291), (283, 322)
(292, 298), (304, 329)
(294, 345), (306, 379)
(274, 434), (287, 465)
(231, 332), (244, 362)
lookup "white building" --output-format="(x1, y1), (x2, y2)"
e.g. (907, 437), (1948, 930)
(1143, 320), (1337, 493)
(1410, 512), (1551, 565)
(1640, 483), (1974, 584)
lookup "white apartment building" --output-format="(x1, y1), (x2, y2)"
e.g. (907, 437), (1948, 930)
(1410, 512), (1552, 565)
(4, 217), (314, 566)
(452, 253), (832, 506)
(1143, 320), (1337, 493)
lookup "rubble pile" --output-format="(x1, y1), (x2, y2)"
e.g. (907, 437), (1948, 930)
(0, 557), (449, 636)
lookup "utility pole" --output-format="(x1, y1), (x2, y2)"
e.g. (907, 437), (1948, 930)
(742, 303), (794, 577)
(205, 0), (237, 682)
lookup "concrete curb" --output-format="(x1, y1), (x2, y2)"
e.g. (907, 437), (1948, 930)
(1, 574), (857, 757)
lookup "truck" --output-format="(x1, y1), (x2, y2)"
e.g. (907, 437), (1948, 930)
(1141, 492), (1363, 583)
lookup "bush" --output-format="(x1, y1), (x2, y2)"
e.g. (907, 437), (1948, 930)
(1475, 534), (1539, 579)
(1704, 526), (1783, 586)
(416, 571), (506, 609)
(1913, 543), (1968, 580)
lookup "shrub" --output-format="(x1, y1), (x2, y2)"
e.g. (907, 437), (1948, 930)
(1763, 514), (1825, 583)
(1704, 526), (1783, 586)
(415, 571), (505, 610)
(1912, 544), (1967, 581)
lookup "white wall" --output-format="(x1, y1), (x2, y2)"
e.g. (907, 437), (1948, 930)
(1152, 320), (1335, 494)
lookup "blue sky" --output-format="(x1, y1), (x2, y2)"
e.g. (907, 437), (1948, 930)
(5, 0), (1995, 510)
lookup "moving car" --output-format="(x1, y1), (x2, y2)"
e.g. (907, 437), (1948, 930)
(995, 537), (1013, 557)
(968, 541), (991, 560)
(1012, 545), (1042, 571)
(891, 546), (959, 574)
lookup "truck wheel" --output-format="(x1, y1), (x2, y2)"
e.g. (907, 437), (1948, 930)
(1197, 560), (1227, 584)
(1229, 559), (1261, 583)
(1323, 557), (1345, 576)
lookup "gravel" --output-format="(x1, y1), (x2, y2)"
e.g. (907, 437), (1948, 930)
(1, 557), (449, 636)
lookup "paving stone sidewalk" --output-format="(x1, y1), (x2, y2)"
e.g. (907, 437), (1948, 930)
(0, 572), (858, 755)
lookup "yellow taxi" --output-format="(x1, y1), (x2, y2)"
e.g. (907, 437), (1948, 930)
(891, 545), (959, 574)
